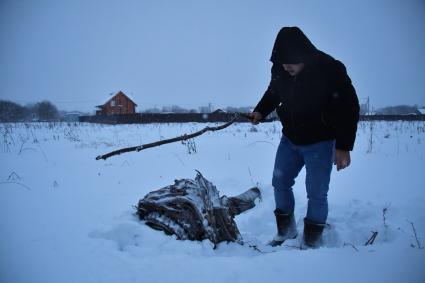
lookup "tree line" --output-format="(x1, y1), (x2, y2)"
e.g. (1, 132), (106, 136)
(1, 99), (423, 123)
(0, 100), (59, 122)
(373, 105), (422, 115)
(142, 105), (253, 114)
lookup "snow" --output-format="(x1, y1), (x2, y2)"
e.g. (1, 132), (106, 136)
(0, 121), (424, 283)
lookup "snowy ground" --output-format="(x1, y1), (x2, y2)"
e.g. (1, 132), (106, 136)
(0, 121), (424, 283)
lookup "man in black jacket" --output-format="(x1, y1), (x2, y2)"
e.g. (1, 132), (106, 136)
(250, 27), (359, 247)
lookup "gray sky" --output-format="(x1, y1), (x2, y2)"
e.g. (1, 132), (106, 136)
(1, 0), (425, 112)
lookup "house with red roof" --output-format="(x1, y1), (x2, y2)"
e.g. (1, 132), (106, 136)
(96, 91), (137, 115)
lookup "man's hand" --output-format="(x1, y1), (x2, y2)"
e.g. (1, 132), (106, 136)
(334, 149), (351, 171)
(249, 112), (263, 125)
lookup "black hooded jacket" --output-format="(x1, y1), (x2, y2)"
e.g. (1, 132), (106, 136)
(254, 27), (359, 151)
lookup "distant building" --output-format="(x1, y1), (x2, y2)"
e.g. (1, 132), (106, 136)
(96, 91), (137, 115)
(63, 112), (82, 122)
(417, 108), (425, 115)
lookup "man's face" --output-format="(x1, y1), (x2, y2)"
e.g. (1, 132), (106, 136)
(282, 63), (305, 76)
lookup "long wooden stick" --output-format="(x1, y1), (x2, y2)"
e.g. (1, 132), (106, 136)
(96, 113), (253, 160)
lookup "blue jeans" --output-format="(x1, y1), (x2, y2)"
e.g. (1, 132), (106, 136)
(272, 135), (335, 224)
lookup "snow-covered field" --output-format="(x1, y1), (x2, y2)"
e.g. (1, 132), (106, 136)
(1, 121), (424, 283)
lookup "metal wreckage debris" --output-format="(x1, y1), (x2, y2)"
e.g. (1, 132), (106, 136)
(137, 171), (261, 245)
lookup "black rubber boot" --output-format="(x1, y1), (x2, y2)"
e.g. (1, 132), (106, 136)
(303, 218), (326, 248)
(268, 209), (297, 247)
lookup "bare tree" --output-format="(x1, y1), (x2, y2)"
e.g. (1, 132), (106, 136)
(35, 100), (59, 121)
(0, 100), (26, 122)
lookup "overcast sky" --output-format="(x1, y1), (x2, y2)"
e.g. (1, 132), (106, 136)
(1, 0), (424, 112)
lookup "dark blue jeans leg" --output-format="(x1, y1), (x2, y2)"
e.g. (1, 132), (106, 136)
(301, 140), (335, 224)
(272, 136), (304, 214)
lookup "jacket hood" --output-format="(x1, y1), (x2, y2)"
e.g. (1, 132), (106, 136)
(270, 27), (318, 64)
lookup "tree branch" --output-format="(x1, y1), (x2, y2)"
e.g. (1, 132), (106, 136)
(343, 242), (359, 252)
(365, 231), (378, 246)
(96, 113), (253, 160)
(407, 220), (424, 249)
